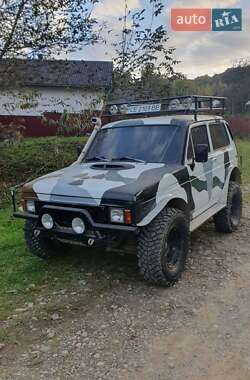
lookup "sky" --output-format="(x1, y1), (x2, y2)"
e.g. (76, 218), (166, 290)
(66, 0), (250, 79)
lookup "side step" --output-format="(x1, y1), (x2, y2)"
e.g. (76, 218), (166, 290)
(190, 203), (225, 232)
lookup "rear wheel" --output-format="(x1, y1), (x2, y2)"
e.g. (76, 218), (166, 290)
(214, 181), (242, 233)
(24, 220), (66, 259)
(137, 208), (189, 286)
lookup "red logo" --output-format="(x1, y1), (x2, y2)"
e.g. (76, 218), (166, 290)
(171, 8), (212, 31)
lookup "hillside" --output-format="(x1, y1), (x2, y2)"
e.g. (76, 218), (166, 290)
(191, 64), (250, 115)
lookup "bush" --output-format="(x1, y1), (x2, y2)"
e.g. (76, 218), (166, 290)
(0, 136), (86, 206)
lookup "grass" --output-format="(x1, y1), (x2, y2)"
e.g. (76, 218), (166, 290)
(0, 138), (250, 322)
(237, 139), (250, 183)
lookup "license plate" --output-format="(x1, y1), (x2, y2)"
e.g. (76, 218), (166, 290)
(126, 103), (161, 114)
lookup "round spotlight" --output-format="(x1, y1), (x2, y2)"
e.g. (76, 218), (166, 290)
(41, 213), (54, 230)
(109, 105), (118, 115)
(182, 97), (193, 110)
(72, 217), (85, 234)
(119, 104), (128, 114)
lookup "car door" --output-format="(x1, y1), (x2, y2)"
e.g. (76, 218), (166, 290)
(208, 121), (232, 203)
(186, 123), (214, 218)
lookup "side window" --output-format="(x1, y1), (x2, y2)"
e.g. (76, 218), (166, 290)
(209, 122), (230, 150)
(191, 125), (210, 152)
(187, 136), (194, 161)
(225, 122), (234, 140)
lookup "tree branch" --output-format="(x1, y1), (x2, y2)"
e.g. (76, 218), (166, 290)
(0, 0), (27, 60)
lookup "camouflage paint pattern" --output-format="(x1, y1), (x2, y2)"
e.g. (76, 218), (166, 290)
(21, 115), (239, 228)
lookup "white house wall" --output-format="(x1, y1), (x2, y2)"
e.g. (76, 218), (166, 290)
(0, 87), (104, 116)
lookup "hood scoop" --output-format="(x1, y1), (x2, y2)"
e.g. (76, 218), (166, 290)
(90, 163), (134, 170)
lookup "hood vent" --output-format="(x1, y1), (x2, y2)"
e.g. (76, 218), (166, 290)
(90, 163), (134, 170)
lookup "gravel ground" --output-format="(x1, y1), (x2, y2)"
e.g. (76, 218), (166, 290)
(1, 193), (250, 380)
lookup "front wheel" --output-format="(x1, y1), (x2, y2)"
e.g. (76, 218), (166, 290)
(214, 181), (242, 233)
(24, 220), (66, 259)
(137, 208), (190, 286)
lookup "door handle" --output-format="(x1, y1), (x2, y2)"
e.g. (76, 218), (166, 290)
(211, 157), (217, 161)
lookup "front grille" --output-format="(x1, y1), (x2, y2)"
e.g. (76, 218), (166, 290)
(35, 201), (107, 224)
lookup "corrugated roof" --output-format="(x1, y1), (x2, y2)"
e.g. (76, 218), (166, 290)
(0, 59), (113, 89)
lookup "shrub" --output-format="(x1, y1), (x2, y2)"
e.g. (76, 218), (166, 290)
(0, 136), (86, 206)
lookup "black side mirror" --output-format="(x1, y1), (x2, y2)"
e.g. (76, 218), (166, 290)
(76, 144), (83, 157)
(195, 144), (209, 163)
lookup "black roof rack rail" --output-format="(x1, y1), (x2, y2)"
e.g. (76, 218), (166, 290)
(103, 95), (226, 122)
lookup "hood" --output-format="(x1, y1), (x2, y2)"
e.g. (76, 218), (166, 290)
(23, 162), (181, 206)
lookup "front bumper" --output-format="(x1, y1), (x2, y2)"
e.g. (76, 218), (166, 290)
(13, 201), (139, 247)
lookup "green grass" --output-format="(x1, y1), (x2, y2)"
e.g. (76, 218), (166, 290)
(237, 139), (250, 183)
(0, 137), (250, 322)
(0, 210), (137, 321)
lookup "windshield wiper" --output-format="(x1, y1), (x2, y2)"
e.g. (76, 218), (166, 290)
(111, 156), (146, 163)
(85, 155), (110, 162)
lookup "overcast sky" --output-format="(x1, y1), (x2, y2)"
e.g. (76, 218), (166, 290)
(66, 0), (249, 79)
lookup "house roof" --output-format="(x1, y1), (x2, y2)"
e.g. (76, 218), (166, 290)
(0, 59), (113, 89)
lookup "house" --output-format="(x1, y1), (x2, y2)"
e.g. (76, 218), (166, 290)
(0, 59), (113, 137)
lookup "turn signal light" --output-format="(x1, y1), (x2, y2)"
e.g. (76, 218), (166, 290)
(124, 209), (132, 225)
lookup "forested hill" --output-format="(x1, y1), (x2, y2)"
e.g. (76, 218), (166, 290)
(186, 64), (250, 115)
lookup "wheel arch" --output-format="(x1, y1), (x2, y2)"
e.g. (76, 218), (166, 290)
(166, 198), (190, 218)
(229, 167), (241, 184)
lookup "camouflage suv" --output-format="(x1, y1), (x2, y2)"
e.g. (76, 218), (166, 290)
(13, 96), (242, 286)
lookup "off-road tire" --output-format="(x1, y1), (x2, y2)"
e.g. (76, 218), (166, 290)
(214, 181), (242, 233)
(137, 208), (189, 286)
(24, 220), (65, 259)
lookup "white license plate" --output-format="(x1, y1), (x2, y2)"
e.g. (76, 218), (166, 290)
(126, 103), (161, 114)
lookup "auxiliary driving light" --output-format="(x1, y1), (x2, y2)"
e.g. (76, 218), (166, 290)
(109, 105), (118, 115)
(72, 217), (85, 234)
(41, 213), (54, 230)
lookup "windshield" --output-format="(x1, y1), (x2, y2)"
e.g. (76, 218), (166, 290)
(84, 124), (186, 164)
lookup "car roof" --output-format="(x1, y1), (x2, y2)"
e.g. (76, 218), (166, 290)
(102, 115), (224, 129)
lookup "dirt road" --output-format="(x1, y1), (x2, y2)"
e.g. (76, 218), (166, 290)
(1, 199), (250, 380)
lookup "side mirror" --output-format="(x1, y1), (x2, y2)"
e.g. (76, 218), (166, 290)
(76, 144), (83, 157)
(195, 144), (209, 163)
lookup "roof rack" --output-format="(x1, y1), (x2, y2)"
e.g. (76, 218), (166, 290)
(103, 95), (226, 122)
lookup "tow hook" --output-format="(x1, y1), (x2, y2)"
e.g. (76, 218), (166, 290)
(88, 238), (95, 246)
(34, 230), (40, 237)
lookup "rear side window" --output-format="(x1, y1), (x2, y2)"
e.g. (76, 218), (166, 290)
(209, 122), (230, 150)
(191, 125), (210, 152)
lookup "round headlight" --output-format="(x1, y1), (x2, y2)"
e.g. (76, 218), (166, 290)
(26, 200), (35, 213)
(72, 217), (85, 234)
(41, 213), (54, 230)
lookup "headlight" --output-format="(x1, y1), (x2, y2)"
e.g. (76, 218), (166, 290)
(110, 208), (132, 224)
(41, 213), (54, 230)
(110, 208), (124, 223)
(72, 217), (85, 234)
(26, 200), (36, 213)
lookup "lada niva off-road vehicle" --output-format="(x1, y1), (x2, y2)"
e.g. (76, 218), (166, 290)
(12, 95), (242, 286)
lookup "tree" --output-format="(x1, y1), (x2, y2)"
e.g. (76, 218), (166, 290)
(109, 0), (180, 100)
(0, 0), (99, 60)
